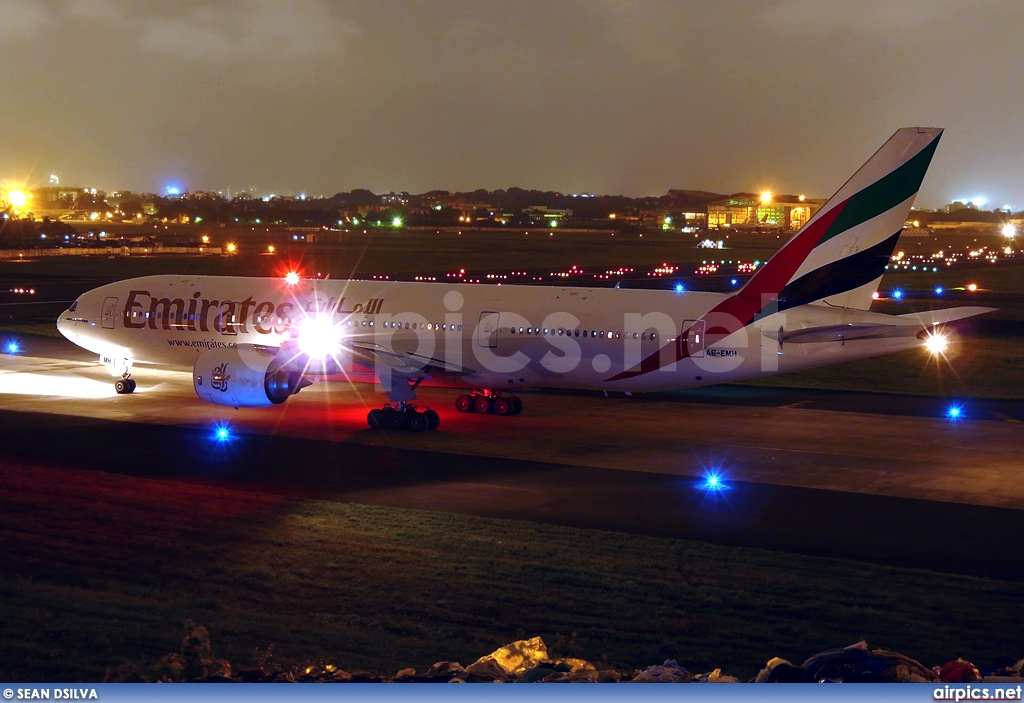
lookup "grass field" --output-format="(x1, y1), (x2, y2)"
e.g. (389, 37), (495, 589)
(1, 463), (1021, 682)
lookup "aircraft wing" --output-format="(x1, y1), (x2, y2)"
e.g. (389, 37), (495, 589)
(347, 340), (476, 377)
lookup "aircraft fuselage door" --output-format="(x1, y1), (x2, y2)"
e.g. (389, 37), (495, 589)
(477, 311), (499, 348)
(681, 319), (705, 358)
(101, 297), (118, 329)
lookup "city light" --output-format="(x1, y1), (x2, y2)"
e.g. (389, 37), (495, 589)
(201, 235), (210, 244)
(967, 283), (978, 292)
(7, 190), (28, 208)
(226, 243), (237, 253)
(759, 191), (772, 204)
(267, 245), (276, 253)
(166, 186), (181, 196)
(391, 216), (403, 228)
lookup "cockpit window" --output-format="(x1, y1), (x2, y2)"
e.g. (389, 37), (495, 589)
(69, 301), (79, 312)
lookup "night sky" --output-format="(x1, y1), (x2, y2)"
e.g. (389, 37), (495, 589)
(2, 0), (1022, 207)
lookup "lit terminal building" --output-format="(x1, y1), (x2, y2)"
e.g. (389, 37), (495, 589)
(706, 192), (824, 232)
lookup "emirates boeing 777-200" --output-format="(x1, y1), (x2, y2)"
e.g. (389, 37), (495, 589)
(57, 127), (991, 432)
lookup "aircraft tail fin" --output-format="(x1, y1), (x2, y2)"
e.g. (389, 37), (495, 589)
(740, 127), (943, 312)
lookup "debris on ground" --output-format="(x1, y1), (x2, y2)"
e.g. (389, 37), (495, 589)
(105, 623), (1024, 684)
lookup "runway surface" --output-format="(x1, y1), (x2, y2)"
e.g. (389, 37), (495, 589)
(2, 335), (1023, 580)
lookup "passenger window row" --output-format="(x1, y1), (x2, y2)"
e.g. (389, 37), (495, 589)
(510, 327), (657, 341)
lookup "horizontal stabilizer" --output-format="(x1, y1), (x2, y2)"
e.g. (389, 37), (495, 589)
(897, 306), (996, 327)
(767, 306), (995, 345)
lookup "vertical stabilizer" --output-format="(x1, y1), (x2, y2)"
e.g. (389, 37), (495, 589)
(739, 127), (942, 311)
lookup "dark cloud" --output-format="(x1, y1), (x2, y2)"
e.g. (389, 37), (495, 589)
(1, 0), (1022, 207)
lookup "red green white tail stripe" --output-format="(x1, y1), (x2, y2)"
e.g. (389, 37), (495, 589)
(608, 127), (943, 382)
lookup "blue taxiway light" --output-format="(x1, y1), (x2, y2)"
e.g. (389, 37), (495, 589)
(212, 424), (232, 442)
(892, 289), (904, 300)
(5, 340), (20, 354)
(946, 405), (963, 420)
(730, 278), (738, 286)
(698, 470), (730, 493)
(674, 283), (685, 293)
(934, 286), (944, 295)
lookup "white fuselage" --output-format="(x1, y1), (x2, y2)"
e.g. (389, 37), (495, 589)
(57, 274), (923, 394)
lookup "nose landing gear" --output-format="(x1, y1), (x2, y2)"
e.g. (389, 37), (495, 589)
(114, 376), (137, 394)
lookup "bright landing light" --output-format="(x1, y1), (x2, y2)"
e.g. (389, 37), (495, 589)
(297, 315), (343, 359)
(924, 333), (949, 355)
(1002, 223), (1016, 239)
(285, 271), (300, 285)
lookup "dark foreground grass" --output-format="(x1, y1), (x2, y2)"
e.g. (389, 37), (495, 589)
(0, 321), (64, 339)
(1, 463), (1021, 682)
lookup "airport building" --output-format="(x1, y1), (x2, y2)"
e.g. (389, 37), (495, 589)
(706, 193), (823, 231)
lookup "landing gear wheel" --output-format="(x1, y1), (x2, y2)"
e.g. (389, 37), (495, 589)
(424, 409), (440, 431)
(474, 396), (494, 414)
(404, 411), (427, 432)
(455, 394), (475, 413)
(367, 409), (384, 429)
(114, 378), (135, 394)
(511, 396), (523, 415)
(493, 397), (513, 416)
(126, 378), (137, 393)
(383, 407), (404, 431)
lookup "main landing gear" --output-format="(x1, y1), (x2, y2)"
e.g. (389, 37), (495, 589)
(114, 375), (137, 395)
(367, 403), (440, 432)
(455, 390), (522, 416)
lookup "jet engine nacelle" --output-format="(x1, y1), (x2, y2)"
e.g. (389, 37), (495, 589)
(193, 345), (306, 407)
